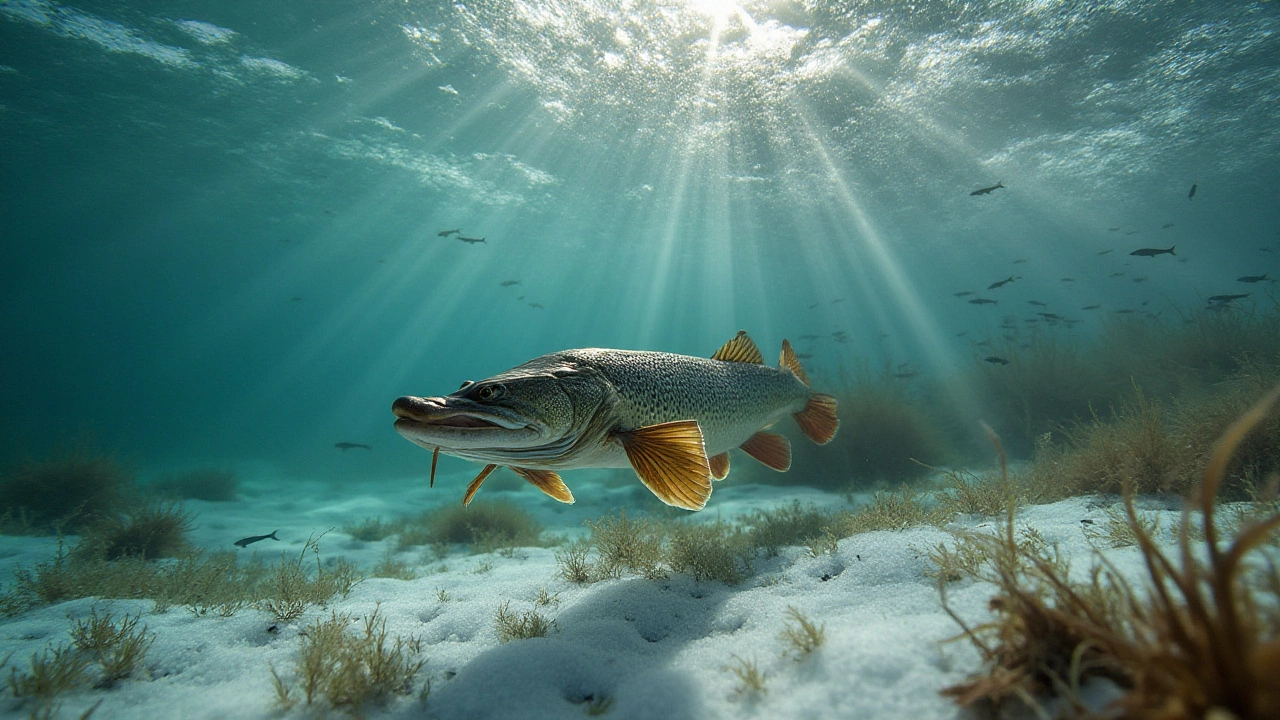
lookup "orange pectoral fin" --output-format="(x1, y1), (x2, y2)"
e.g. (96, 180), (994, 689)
(740, 431), (792, 471)
(709, 452), (731, 480)
(617, 420), (712, 511)
(794, 393), (839, 445)
(462, 464), (498, 506)
(510, 467), (575, 504)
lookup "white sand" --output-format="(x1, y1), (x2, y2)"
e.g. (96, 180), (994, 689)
(0, 470), (1186, 720)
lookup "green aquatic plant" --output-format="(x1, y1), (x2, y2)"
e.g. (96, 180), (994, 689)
(73, 503), (194, 561)
(779, 606), (825, 660)
(942, 387), (1280, 719)
(0, 444), (132, 534)
(837, 487), (946, 535)
(494, 601), (555, 643)
(723, 654), (766, 697)
(343, 516), (395, 542)
(279, 607), (425, 713)
(665, 520), (751, 585)
(743, 501), (839, 558)
(146, 468), (239, 502)
(70, 608), (154, 687)
(395, 500), (544, 553)
(370, 550), (416, 580)
(7, 643), (93, 701)
(260, 532), (362, 622)
(588, 510), (666, 581)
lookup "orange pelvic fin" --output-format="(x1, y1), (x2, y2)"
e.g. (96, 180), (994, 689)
(709, 452), (731, 480)
(617, 420), (712, 511)
(510, 467), (575, 504)
(462, 464), (498, 506)
(794, 393), (839, 445)
(740, 431), (792, 471)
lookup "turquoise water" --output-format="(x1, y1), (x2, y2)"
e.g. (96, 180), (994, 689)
(2, 0), (1278, 482)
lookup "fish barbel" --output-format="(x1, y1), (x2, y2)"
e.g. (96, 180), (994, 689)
(391, 331), (839, 511)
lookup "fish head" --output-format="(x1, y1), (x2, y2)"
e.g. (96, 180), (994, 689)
(392, 356), (610, 464)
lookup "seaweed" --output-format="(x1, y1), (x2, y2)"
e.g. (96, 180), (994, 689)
(942, 386), (1280, 719)
(0, 445), (131, 534)
(779, 606), (826, 660)
(493, 601), (555, 643)
(395, 500), (544, 553)
(588, 510), (666, 581)
(72, 503), (193, 561)
(70, 608), (154, 687)
(665, 521), (751, 584)
(723, 655), (766, 697)
(259, 531), (362, 622)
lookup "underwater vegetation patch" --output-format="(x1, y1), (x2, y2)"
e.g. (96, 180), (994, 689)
(145, 468), (239, 502)
(940, 386), (1280, 719)
(272, 606), (425, 713)
(391, 500), (545, 553)
(0, 444), (132, 534)
(493, 601), (556, 643)
(71, 503), (193, 561)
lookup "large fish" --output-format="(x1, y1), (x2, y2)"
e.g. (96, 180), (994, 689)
(391, 331), (839, 511)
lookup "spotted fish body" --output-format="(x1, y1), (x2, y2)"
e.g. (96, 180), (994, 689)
(392, 331), (839, 511)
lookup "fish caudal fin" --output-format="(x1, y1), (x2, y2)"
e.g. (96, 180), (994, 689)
(740, 431), (791, 471)
(779, 339), (810, 387)
(712, 330), (765, 364)
(510, 467), (574, 504)
(462, 464), (498, 506)
(794, 393), (839, 445)
(618, 420), (713, 511)
(709, 452), (730, 480)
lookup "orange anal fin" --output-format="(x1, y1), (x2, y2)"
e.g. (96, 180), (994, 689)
(462, 464), (498, 506)
(429, 447), (439, 488)
(711, 330), (764, 364)
(794, 393), (839, 445)
(509, 467), (575, 504)
(779, 339), (810, 387)
(740, 431), (792, 471)
(709, 452), (730, 480)
(617, 420), (712, 511)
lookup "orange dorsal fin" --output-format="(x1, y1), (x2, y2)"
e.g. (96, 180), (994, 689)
(462, 464), (498, 506)
(740, 431), (792, 471)
(617, 420), (712, 511)
(712, 330), (765, 364)
(509, 467), (574, 504)
(709, 452), (731, 480)
(794, 393), (839, 445)
(779, 339), (810, 387)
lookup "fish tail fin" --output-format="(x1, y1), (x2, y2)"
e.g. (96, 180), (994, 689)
(269, 531), (279, 541)
(794, 393), (839, 445)
(779, 339), (810, 387)
(1170, 245), (1176, 255)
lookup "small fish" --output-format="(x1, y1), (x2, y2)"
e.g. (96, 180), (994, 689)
(984, 356), (1010, 365)
(1060, 278), (1076, 283)
(1188, 183), (1197, 200)
(1081, 304), (1101, 310)
(1237, 274), (1269, 283)
(291, 296), (302, 302)
(1262, 247), (1274, 254)
(953, 291), (975, 297)
(1132, 276), (1148, 283)
(391, 331), (839, 511)
(968, 298), (998, 305)
(808, 303), (819, 309)
(1162, 223), (1175, 229)
(438, 229), (462, 237)
(1038, 313), (1065, 321)
(1124, 230), (1141, 236)
(1107, 227), (1121, 232)
(831, 298), (845, 304)
(528, 303), (544, 309)
(500, 280), (521, 287)
(1208, 294), (1250, 304)
(1131, 246), (1175, 257)
(1013, 259), (1027, 265)
(335, 442), (372, 451)
(970, 182), (1005, 196)
(458, 236), (486, 244)
(954, 331), (969, 337)
(235, 531), (279, 548)
(1097, 249), (1114, 255)
(1110, 272), (1126, 277)
(987, 275), (1019, 290)
(1027, 300), (1048, 307)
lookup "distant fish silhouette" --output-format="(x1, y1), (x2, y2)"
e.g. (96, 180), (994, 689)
(500, 280), (521, 287)
(528, 302), (544, 309)
(437, 229), (461, 237)
(1027, 300), (1048, 307)
(335, 442), (372, 451)
(1188, 183), (1197, 200)
(1131, 246), (1175, 257)
(968, 298), (998, 305)
(235, 530), (279, 548)
(953, 291), (975, 297)
(1012, 259), (1027, 264)
(1081, 304), (1102, 310)
(984, 356), (1010, 365)
(458, 236), (486, 244)
(987, 275), (1019, 290)
(1060, 278), (1076, 283)
(1162, 223), (1175, 229)
(970, 182), (1005, 196)
(1208, 294), (1250, 304)
(1097, 249), (1114, 255)
(1237, 274), (1269, 283)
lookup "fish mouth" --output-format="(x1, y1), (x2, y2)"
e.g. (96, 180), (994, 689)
(391, 395), (545, 449)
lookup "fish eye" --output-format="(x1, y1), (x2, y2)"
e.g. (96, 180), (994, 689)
(476, 384), (505, 401)
(458, 380), (474, 390)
